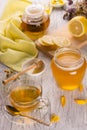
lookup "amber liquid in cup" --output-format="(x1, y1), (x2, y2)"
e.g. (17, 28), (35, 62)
(9, 86), (41, 112)
(51, 48), (86, 90)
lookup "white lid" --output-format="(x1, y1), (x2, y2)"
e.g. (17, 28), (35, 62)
(25, 4), (44, 19)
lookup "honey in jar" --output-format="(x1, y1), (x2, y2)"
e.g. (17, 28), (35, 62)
(21, 4), (50, 40)
(51, 48), (86, 90)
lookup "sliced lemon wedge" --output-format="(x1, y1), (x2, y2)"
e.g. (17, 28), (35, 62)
(38, 35), (71, 50)
(52, 36), (71, 47)
(68, 16), (87, 37)
(38, 38), (51, 46)
(40, 35), (54, 46)
(51, 0), (65, 8)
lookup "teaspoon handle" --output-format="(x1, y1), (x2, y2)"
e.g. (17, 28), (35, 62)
(20, 113), (51, 126)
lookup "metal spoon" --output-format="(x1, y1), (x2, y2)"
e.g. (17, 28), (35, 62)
(5, 105), (51, 126)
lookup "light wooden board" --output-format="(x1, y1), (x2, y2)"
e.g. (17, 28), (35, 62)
(36, 24), (87, 58)
(55, 24), (87, 48)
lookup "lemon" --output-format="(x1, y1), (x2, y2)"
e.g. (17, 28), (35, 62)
(38, 38), (51, 46)
(39, 35), (71, 48)
(68, 16), (87, 37)
(41, 35), (54, 46)
(52, 36), (71, 47)
(51, 0), (64, 4)
(51, 0), (65, 7)
(38, 35), (57, 51)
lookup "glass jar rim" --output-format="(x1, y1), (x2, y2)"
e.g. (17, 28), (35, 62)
(54, 47), (85, 71)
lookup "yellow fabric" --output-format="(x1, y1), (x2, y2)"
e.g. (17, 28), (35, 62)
(1, 0), (32, 19)
(0, 0), (38, 71)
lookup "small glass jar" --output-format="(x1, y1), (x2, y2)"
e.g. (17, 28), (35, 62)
(51, 47), (86, 90)
(21, 4), (50, 40)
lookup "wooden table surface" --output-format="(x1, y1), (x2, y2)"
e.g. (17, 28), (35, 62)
(0, 0), (87, 130)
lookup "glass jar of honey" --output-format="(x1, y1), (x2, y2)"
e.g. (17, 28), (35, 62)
(51, 47), (86, 90)
(21, 4), (50, 40)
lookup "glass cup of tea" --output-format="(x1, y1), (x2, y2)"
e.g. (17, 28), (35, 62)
(51, 47), (86, 90)
(7, 78), (49, 112)
(2, 78), (50, 125)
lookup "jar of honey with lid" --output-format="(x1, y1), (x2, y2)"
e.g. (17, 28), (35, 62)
(21, 4), (50, 40)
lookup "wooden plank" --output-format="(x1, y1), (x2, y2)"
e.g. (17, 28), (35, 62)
(35, 24), (87, 58)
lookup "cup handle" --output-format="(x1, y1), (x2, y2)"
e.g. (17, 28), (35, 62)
(37, 97), (50, 112)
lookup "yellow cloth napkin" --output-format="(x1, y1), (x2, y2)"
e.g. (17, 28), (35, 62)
(0, 0), (38, 72)
(1, 0), (32, 19)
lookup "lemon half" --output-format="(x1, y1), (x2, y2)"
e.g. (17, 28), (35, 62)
(68, 16), (87, 37)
